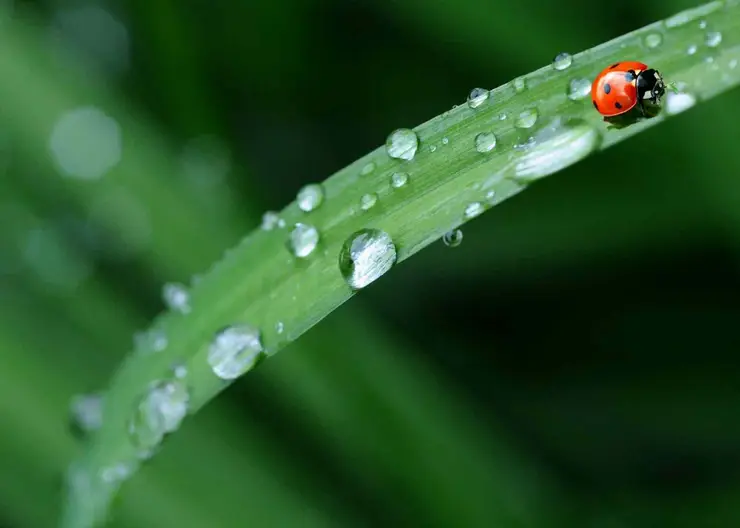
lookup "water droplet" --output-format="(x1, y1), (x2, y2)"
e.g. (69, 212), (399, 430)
(296, 183), (324, 212)
(515, 108), (538, 129)
(567, 78), (592, 101)
(391, 172), (409, 188)
(699, 19), (708, 29)
(261, 211), (282, 230)
(101, 462), (135, 485)
(385, 128), (418, 161)
(730, 59), (738, 69)
(128, 379), (189, 450)
(513, 77), (527, 93)
(442, 229), (463, 248)
(467, 87), (489, 109)
(275, 321), (285, 334)
(172, 362), (187, 379)
(287, 223), (319, 258)
(513, 136), (537, 151)
(338, 228), (397, 290)
(485, 190), (496, 203)
(464, 202), (484, 219)
(499, 113), (507, 121)
(474, 132), (497, 153)
(134, 328), (168, 353)
(360, 162), (376, 176)
(360, 193), (378, 210)
(162, 282), (190, 314)
(513, 118), (601, 182)
(441, 137), (449, 145)
(705, 31), (722, 47)
(428, 145), (437, 153)
(643, 32), (663, 48)
(552, 52), (572, 70)
(665, 91), (697, 115)
(69, 393), (103, 434)
(207, 325), (264, 380)
(687, 44), (698, 55)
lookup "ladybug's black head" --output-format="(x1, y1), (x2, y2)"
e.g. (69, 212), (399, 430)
(637, 69), (665, 103)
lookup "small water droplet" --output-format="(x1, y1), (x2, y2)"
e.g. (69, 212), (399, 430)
(261, 211), (282, 230)
(464, 202), (484, 219)
(428, 145), (437, 153)
(287, 223), (319, 258)
(134, 328), (168, 353)
(499, 113), (507, 121)
(442, 229), (463, 248)
(101, 462), (135, 485)
(69, 393), (103, 434)
(705, 31), (722, 47)
(665, 91), (697, 115)
(567, 78), (592, 101)
(360, 162), (376, 176)
(687, 44), (698, 55)
(513, 77), (527, 93)
(513, 136), (537, 151)
(441, 137), (449, 145)
(385, 128), (418, 161)
(172, 362), (187, 379)
(699, 19), (708, 29)
(391, 172), (409, 188)
(208, 325), (264, 380)
(128, 379), (189, 450)
(338, 228), (397, 290)
(485, 190), (496, 203)
(515, 108), (538, 129)
(643, 32), (663, 48)
(360, 193), (378, 211)
(296, 183), (324, 212)
(275, 321), (284, 334)
(474, 132), (497, 153)
(162, 282), (190, 314)
(467, 87), (490, 109)
(552, 52), (572, 70)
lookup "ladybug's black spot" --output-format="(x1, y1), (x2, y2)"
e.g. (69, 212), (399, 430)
(609, 62), (620, 69)
(603, 83), (611, 94)
(625, 71), (635, 82)
(615, 101), (623, 109)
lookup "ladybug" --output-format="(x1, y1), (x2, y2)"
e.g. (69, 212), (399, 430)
(591, 61), (666, 117)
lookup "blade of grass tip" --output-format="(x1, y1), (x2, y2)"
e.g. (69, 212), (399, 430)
(62, 2), (740, 526)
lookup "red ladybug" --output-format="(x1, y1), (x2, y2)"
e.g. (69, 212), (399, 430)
(591, 61), (665, 117)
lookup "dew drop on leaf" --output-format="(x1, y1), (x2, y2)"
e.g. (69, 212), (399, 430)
(385, 128), (418, 161)
(296, 183), (324, 212)
(162, 282), (190, 314)
(339, 228), (397, 290)
(442, 229), (463, 248)
(128, 379), (189, 451)
(474, 132), (497, 153)
(467, 87), (489, 108)
(207, 325), (264, 380)
(552, 52), (572, 70)
(287, 223), (319, 258)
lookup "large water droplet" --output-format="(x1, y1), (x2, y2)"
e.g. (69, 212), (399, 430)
(360, 193), (378, 210)
(643, 32), (663, 48)
(442, 229), (463, 248)
(162, 282), (190, 314)
(385, 128), (418, 161)
(464, 202), (484, 219)
(287, 223), (319, 258)
(515, 108), (538, 129)
(207, 325), (264, 380)
(513, 119), (601, 182)
(552, 52), (572, 70)
(706, 31), (722, 47)
(665, 91), (697, 115)
(261, 211), (283, 231)
(69, 393), (103, 434)
(296, 183), (324, 212)
(128, 379), (189, 450)
(338, 228), (397, 290)
(467, 88), (489, 109)
(474, 132), (497, 153)
(567, 78), (592, 101)
(391, 172), (409, 188)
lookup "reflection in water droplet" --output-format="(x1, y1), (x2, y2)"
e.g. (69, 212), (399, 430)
(361, 162), (376, 176)
(208, 325), (264, 380)
(665, 91), (697, 115)
(49, 106), (121, 180)
(128, 380), (189, 450)
(442, 229), (463, 248)
(261, 211), (282, 230)
(296, 183), (324, 212)
(70, 393), (103, 434)
(338, 228), (397, 290)
(474, 132), (497, 153)
(467, 88), (489, 109)
(162, 282), (190, 314)
(567, 78), (592, 101)
(464, 202), (484, 219)
(391, 172), (409, 188)
(360, 193), (378, 210)
(706, 31), (722, 47)
(386, 128), (419, 161)
(515, 108), (538, 129)
(287, 223), (319, 258)
(552, 52), (573, 70)
(643, 32), (663, 48)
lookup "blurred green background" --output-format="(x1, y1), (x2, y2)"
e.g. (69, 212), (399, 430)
(2, 0), (740, 526)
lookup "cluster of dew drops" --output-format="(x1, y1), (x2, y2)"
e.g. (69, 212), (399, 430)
(67, 13), (734, 489)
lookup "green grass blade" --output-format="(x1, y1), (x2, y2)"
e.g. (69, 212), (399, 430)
(62, 1), (740, 526)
